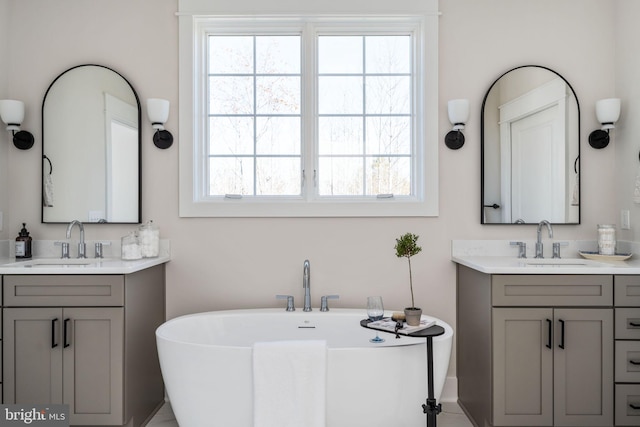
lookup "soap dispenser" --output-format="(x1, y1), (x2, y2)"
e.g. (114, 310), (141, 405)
(15, 223), (32, 259)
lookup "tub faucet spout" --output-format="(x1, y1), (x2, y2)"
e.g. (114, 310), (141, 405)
(303, 259), (311, 312)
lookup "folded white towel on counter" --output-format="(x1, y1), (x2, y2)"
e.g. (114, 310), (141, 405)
(253, 340), (327, 427)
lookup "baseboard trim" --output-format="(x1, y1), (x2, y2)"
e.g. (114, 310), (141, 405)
(440, 376), (457, 402)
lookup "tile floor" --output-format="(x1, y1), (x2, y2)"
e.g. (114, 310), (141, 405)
(146, 401), (474, 427)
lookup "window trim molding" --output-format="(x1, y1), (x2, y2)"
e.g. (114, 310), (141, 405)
(179, 6), (438, 217)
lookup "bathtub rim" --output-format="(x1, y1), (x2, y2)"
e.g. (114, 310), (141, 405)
(156, 307), (453, 349)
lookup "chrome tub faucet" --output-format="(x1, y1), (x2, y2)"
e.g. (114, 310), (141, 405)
(303, 259), (311, 312)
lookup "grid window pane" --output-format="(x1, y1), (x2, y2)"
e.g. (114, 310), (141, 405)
(209, 36), (253, 74)
(256, 76), (301, 114)
(365, 76), (411, 115)
(209, 76), (254, 114)
(318, 36), (363, 74)
(318, 117), (363, 155)
(317, 34), (413, 197)
(256, 36), (301, 74)
(318, 76), (363, 114)
(209, 157), (254, 195)
(209, 116), (254, 155)
(366, 156), (411, 195)
(365, 117), (411, 155)
(208, 34), (302, 197)
(256, 157), (301, 195)
(319, 157), (364, 196)
(256, 117), (301, 155)
(365, 36), (411, 74)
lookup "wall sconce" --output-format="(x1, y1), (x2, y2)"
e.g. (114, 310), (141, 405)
(588, 98), (621, 149)
(445, 99), (469, 150)
(147, 98), (173, 149)
(0, 99), (35, 150)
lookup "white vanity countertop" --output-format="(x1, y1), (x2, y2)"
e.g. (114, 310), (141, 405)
(451, 255), (640, 274)
(0, 255), (171, 275)
(0, 239), (171, 274)
(452, 239), (640, 274)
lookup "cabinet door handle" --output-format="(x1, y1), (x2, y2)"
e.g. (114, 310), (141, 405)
(546, 319), (552, 349)
(63, 318), (71, 348)
(629, 321), (640, 328)
(630, 360), (640, 366)
(630, 403), (640, 410)
(558, 319), (565, 349)
(51, 318), (59, 348)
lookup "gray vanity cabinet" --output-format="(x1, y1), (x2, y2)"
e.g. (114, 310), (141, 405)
(1, 265), (165, 427)
(493, 307), (613, 426)
(3, 306), (123, 425)
(614, 275), (640, 425)
(457, 266), (614, 427)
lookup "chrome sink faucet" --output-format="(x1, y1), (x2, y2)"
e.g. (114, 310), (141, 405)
(66, 220), (86, 259)
(303, 259), (311, 312)
(535, 220), (553, 258)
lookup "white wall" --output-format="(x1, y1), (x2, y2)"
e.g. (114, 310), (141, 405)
(2, 0), (619, 382)
(0, 0), (9, 239)
(615, 0), (640, 241)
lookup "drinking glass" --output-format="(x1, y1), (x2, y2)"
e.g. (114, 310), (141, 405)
(367, 296), (385, 343)
(366, 296), (384, 321)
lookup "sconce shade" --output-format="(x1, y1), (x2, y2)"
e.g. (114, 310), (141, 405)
(0, 99), (34, 150)
(589, 98), (621, 149)
(448, 99), (470, 130)
(147, 98), (170, 130)
(445, 99), (469, 149)
(147, 98), (173, 149)
(595, 98), (621, 130)
(0, 99), (25, 131)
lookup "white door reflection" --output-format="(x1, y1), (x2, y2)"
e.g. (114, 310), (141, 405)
(105, 94), (138, 223)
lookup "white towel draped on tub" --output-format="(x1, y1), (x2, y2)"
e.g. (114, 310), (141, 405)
(253, 340), (327, 427)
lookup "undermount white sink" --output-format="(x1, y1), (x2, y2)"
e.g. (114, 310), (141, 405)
(521, 258), (608, 267)
(4, 258), (106, 268)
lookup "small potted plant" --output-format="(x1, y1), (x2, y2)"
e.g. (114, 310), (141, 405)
(395, 232), (423, 326)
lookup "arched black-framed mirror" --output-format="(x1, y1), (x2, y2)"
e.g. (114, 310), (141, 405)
(481, 65), (580, 224)
(42, 64), (141, 224)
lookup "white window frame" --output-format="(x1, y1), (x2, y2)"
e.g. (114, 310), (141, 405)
(178, 1), (439, 217)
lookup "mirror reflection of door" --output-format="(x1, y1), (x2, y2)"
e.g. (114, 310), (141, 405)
(498, 77), (567, 223)
(105, 93), (139, 222)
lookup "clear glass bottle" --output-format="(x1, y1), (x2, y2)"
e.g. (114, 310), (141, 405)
(597, 224), (616, 255)
(121, 231), (142, 260)
(139, 220), (160, 258)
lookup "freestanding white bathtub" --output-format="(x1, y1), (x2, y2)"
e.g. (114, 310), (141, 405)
(156, 308), (453, 427)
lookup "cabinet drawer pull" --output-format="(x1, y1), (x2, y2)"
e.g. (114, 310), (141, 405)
(51, 318), (58, 348)
(630, 359), (640, 366)
(630, 403), (640, 410)
(558, 319), (565, 349)
(63, 318), (70, 348)
(546, 319), (552, 349)
(629, 321), (640, 328)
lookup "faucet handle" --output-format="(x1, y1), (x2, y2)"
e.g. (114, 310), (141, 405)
(510, 241), (527, 259)
(54, 241), (70, 259)
(94, 241), (112, 259)
(276, 295), (295, 311)
(552, 241), (569, 259)
(320, 295), (340, 312)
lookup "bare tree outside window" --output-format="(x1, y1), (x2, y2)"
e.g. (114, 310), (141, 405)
(207, 33), (413, 198)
